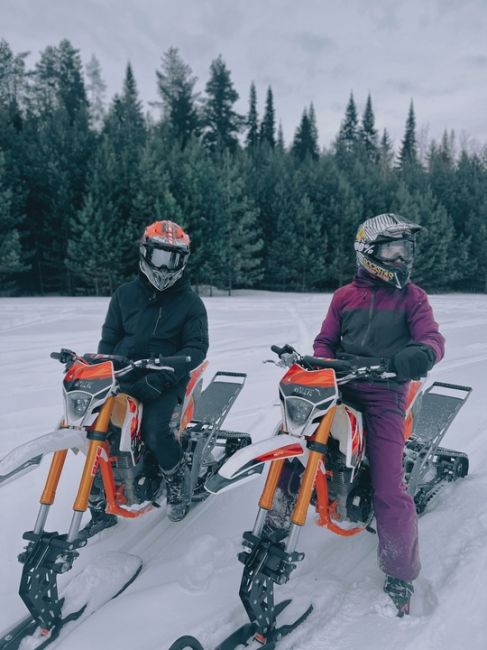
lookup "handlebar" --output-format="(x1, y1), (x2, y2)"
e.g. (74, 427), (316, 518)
(269, 344), (396, 381)
(50, 349), (192, 377)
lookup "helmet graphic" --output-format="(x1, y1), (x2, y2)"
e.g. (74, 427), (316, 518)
(139, 220), (190, 291)
(354, 213), (422, 289)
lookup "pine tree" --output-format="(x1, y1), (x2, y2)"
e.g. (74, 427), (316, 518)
(360, 93), (379, 161)
(85, 54), (106, 130)
(23, 39), (92, 293)
(379, 129), (394, 175)
(0, 40), (28, 233)
(131, 141), (183, 232)
(260, 86), (276, 148)
(214, 154), (263, 293)
(67, 193), (121, 295)
(292, 108), (319, 161)
(266, 177), (299, 289)
(0, 152), (27, 293)
(390, 183), (454, 289)
(102, 63), (147, 228)
(245, 82), (259, 150)
(293, 194), (326, 290)
(106, 63), (145, 142)
(397, 101), (418, 169)
(336, 92), (359, 154)
(0, 39), (28, 111)
(308, 103), (319, 152)
(277, 122), (285, 151)
(202, 55), (243, 153)
(156, 47), (200, 148)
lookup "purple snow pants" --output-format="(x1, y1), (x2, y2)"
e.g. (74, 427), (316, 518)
(341, 381), (421, 582)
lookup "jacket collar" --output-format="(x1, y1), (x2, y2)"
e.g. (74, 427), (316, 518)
(352, 268), (406, 291)
(137, 271), (191, 301)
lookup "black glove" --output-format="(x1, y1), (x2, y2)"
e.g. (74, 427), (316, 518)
(128, 370), (177, 402)
(391, 344), (435, 381)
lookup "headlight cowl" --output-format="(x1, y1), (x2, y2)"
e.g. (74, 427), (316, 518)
(66, 391), (92, 419)
(286, 397), (313, 426)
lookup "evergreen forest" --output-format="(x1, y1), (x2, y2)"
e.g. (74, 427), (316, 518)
(1, 38), (487, 296)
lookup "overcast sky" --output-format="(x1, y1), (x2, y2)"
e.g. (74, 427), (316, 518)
(1, 0), (487, 150)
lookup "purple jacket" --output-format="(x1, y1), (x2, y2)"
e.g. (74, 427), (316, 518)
(313, 273), (445, 365)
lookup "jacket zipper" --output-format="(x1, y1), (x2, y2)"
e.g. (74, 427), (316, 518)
(360, 287), (377, 348)
(152, 307), (162, 335)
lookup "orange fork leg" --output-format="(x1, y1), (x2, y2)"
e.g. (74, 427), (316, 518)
(66, 398), (114, 542)
(33, 449), (69, 534)
(285, 407), (336, 552)
(251, 458), (286, 536)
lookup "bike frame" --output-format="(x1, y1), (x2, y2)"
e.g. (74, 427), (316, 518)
(235, 367), (424, 553)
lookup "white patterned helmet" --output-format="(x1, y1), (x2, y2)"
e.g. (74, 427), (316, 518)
(354, 213), (422, 288)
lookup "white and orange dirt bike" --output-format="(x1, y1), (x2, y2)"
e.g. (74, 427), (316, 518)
(0, 348), (249, 650)
(170, 344), (471, 650)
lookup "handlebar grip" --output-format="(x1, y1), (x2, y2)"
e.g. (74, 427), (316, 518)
(155, 355), (192, 365)
(271, 344), (295, 357)
(302, 356), (353, 371)
(50, 349), (77, 364)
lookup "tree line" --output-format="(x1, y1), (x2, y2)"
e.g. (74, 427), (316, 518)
(1, 38), (486, 296)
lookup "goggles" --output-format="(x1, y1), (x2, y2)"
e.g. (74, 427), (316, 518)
(143, 245), (186, 270)
(375, 239), (414, 263)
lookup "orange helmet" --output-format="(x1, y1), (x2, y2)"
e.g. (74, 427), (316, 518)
(139, 220), (190, 291)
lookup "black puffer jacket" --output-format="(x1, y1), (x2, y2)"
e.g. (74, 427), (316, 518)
(98, 273), (209, 383)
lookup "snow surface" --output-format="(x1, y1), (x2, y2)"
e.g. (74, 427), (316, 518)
(0, 292), (486, 650)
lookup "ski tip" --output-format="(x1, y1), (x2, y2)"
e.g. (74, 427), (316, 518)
(167, 635), (205, 650)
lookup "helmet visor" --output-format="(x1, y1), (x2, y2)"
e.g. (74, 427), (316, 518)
(375, 239), (414, 263)
(146, 246), (185, 270)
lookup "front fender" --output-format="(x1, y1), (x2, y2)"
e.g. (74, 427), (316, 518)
(0, 428), (88, 484)
(205, 434), (306, 495)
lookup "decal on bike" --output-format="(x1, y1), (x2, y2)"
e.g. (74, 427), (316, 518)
(91, 446), (103, 477)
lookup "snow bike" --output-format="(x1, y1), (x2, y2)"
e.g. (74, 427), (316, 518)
(189, 344), (470, 649)
(0, 348), (250, 649)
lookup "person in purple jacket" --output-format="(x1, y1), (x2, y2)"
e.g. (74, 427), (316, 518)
(312, 213), (445, 615)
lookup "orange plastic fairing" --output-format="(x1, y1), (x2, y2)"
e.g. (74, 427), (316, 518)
(405, 380), (422, 411)
(256, 443), (304, 463)
(282, 365), (336, 388)
(185, 360), (209, 397)
(64, 359), (114, 382)
(403, 380), (423, 440)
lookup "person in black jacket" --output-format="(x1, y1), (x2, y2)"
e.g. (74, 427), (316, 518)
(80, 220), (209, 537)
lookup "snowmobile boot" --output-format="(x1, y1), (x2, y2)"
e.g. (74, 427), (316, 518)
(162, 459), (191, 522)
(384, 576), (414, 617)
(262, 486), (295, 541)
(78, 508), (118, 540)
(136, 471), (164, 502)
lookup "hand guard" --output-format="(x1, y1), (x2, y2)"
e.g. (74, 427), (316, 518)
(391, 344), (435, 381)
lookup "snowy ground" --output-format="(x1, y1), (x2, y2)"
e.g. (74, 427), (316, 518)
(0, 292), (486, 650)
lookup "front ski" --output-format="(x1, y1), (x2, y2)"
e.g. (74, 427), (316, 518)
(215, 599), (312, 649)
(0, 552), (142, 650)
(168, 600), (312, 650)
